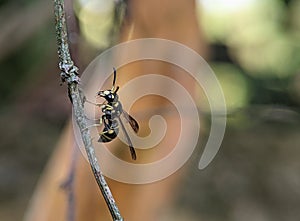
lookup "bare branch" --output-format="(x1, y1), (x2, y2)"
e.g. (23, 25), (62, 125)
(53, 0), (123, 220)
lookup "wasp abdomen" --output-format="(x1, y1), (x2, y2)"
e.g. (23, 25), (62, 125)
(98, 119), (119, 142)
(98, 127), (119, 142)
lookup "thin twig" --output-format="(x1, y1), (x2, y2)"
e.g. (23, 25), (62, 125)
(53, 0), (123, 220)
(60, 1), (79, 220)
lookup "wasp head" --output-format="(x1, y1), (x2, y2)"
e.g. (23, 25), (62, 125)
(97, 89), (119, 103)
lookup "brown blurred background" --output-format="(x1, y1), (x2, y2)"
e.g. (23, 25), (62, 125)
(1, 0), (300, 220)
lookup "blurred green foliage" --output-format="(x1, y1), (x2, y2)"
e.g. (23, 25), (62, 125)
(198, 0), (300, 114)
(0, 21), (55, 106)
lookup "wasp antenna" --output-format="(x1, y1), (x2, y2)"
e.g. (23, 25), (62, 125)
(112, 67), (117, 87)
(115, 86), (120, 93)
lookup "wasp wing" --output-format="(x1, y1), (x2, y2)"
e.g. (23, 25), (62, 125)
(117, 116), (137, 160)
(122, 111), (139, 133)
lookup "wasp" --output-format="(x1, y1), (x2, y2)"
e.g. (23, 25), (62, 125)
(90, 68), (139, 160)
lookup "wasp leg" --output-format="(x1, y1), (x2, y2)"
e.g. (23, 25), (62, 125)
(103, 104), (113, 109)
(98, 128), (118, 143)
(84, 99), (105, 107)
(98, 130), (110, 143)
(84, 117), (101, 123)
(81, 116), (103, 132)
(81, 123), (103, 132)
(84, 115), (103, 124)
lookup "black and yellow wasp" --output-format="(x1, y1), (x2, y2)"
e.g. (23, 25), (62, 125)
(92, 68), (139, 160)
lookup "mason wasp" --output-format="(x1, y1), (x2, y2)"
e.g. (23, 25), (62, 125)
(86, 68), (139, 160)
